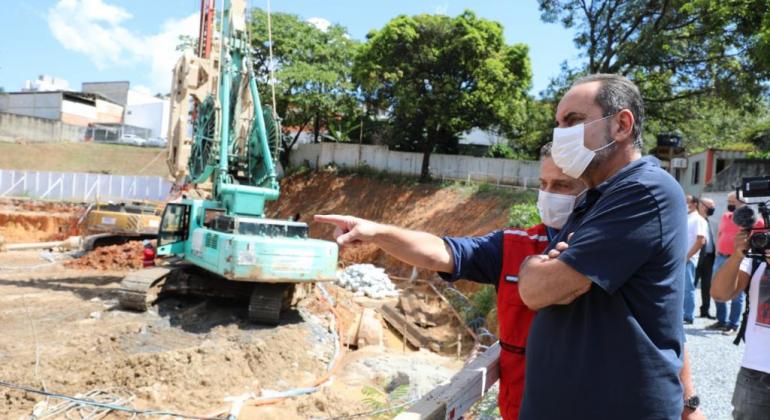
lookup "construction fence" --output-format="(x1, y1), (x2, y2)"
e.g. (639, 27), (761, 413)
(0, 169), (171, 202)
(290, 143), (541, 187)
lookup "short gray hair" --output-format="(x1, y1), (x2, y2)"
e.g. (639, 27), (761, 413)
(573, 74), (645, 149)
(540, 141), (552, 158)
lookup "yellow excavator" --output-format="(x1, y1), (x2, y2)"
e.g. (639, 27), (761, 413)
(80, 201), (162, 250)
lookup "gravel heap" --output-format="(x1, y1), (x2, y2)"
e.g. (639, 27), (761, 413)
(336, 264), (399, 299)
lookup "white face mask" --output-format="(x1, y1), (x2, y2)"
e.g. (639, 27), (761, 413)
(552, 114), (616, 178)
(537, 189), (580, 230)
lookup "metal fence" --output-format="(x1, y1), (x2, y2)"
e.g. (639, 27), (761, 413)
(0, 169), (171, 202)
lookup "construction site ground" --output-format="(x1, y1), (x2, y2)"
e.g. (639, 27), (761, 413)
(0, 251), (466, 419)
(0, 174), (519, 419)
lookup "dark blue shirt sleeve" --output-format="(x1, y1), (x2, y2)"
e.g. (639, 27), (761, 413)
(438, 230), (503, 286)
(557, 181), (662, 294)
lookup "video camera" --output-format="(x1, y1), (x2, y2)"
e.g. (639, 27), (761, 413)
(734, 176), (770, 259)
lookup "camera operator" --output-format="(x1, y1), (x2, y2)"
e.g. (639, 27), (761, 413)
(711, 213), (770, 419)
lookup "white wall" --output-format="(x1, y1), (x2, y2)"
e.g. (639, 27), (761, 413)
(291, 143), (541, 187)
(61, 99), (97, 120)
(125, 90), (169, 138)
(125, 101), (168, 138)
(94, 99), (123, 123)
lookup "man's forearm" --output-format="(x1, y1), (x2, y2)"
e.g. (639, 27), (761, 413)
(710, 253), (744, 301)
(686, 238), (705, 260)
(680, 346), (695, 398)
(519, 255), (591, 310)
(373, 224), (454, 273)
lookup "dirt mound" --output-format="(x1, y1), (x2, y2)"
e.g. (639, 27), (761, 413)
(66, 241), (145, 270)
(10, 199), (84, 214)
(0, 212), (80, 243)
(0, 198), (84, 244)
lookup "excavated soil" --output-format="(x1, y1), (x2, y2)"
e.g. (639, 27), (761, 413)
(0, 198), (84, 244)
(65, 241), (146, 270)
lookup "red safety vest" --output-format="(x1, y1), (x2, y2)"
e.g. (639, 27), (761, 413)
(497, 224), (549, 419)
(142, 246), (156, 268)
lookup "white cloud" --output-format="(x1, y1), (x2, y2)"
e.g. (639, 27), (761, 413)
(47, 0), (198, 93)
(306, 17), (331, 32)
(434, 2), (449, 15)
(143, 14), (200, 93)
(131, 84), (153, 96)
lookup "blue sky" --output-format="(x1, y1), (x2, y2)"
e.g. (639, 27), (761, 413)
(0, 0), (580, 97)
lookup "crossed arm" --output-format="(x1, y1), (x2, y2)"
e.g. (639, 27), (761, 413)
(518, 240), (592, 310)
(519, 240), (703, 419)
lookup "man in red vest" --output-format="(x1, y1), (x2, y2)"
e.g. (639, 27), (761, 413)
(315, 143), (700, 419)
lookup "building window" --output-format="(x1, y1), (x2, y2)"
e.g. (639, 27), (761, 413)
(692, 161), (700, 185)
(716, 159), (726, 174)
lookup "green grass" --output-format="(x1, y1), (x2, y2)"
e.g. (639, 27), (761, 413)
(0, 142), (169, 176)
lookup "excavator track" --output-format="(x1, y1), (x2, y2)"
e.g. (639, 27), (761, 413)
(248, 284), (288, 325)
(118, 267), (173, 311)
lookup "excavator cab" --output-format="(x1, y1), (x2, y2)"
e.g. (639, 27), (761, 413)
(157, 203), (190, 256)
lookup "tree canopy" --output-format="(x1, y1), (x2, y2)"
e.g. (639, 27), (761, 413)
(248, 9), (359, 165)
(536, 0), (770, 151)
(353, 11), (532, 181)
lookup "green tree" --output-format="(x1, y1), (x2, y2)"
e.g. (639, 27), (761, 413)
(485, 143), (516, 159)
(248, 9), (359, 165)
(175, 34), (198, 52)
(537, 0), (770, 151)
(539, 0), (769, 103)
(354, 11), (532, 181)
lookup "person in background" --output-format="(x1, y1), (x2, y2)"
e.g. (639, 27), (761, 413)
(685, 195), (708, 324)
(709, 192), (765, 334)
(711, 227), (770, 419)
(695, 197), (716, 319)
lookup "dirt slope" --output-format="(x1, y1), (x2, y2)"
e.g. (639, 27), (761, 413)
(268, 170), (531, 284)
(0, 199), (84, 244)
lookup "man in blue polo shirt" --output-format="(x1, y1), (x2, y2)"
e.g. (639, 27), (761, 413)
(518, 74), (692, 419)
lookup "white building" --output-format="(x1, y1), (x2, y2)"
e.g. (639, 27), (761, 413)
(21, 75), (70, 92)
(124, 91), (170, 139)
(0, 91), (123, 126)
(81, 81), (169, 139)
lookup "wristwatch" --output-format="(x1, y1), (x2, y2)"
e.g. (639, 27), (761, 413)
(684, 395), (700, 411)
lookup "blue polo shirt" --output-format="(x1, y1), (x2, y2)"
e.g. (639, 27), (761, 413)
(520, 156), (687, 420)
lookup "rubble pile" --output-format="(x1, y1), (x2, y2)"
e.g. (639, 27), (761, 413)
(65, 241), (145, 270)
(336, 264), (399, 299)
